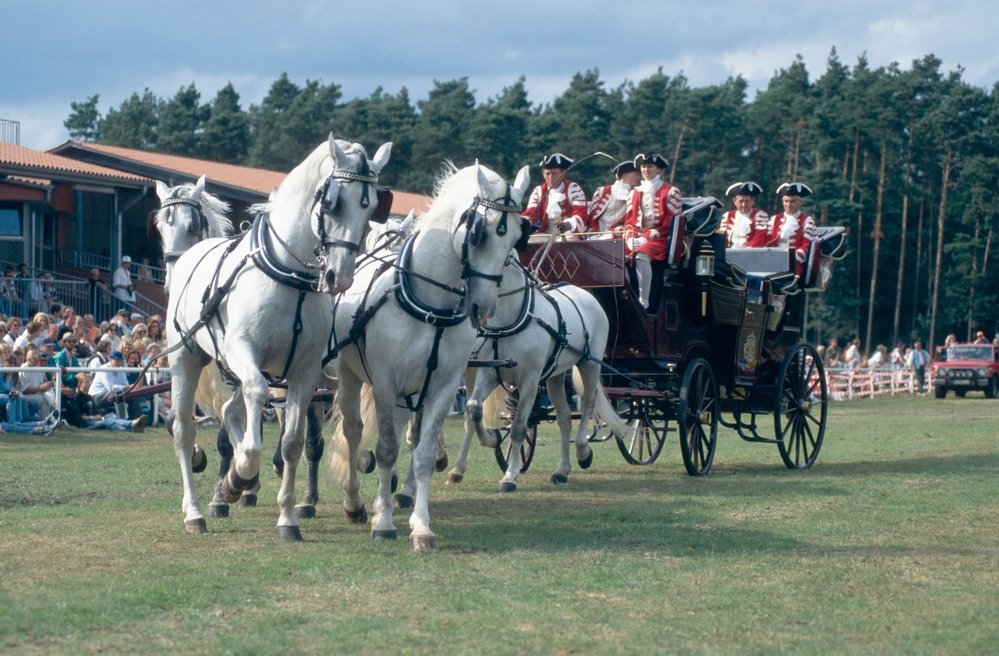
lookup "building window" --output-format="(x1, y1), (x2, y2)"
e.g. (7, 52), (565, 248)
(0, 206), (23, 237)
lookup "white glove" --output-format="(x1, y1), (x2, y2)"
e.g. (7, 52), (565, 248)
(626, 236), (647, 250)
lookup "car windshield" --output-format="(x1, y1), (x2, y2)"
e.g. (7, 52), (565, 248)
(946, 346), (993, 361)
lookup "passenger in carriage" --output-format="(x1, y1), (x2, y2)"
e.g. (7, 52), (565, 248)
(751, 182), (818, 280)
(522, 153), (588, 239)
(622, 152), (683, 310)
(718, 181), (767, 248)
(586, 160), (640, 238)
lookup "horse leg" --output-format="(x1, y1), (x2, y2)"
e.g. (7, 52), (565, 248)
(547, 373), (575, 485)
(370, 385), (403, 541)
(271, 406), (286, 478)
(408, 380), (460, 550)
(218, 389), (248, 504)
(335, 371), (367, 525)
(497, 378), (539, 493)
(207, 424), (234, 518)
(394, 411), (418, 508)
(571, 363), (598, 470)
(448, 371), (491, 484)
(296, 400), (324, 519)
(170, 356), (207, 533)
(274, 382), (313, 541)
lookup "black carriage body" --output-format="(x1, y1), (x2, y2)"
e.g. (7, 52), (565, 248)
(521, 197), (847, 474)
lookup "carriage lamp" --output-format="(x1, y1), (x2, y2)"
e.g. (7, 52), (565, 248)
(694, 242), (715, 316)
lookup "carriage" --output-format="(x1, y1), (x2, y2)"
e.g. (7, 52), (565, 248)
(495, 196), (848, 477)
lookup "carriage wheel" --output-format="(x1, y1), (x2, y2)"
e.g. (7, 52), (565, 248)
(678, 358), (718, 476)
(775, 343), (827, 469)
(614, 396), (669, 466)
(493, 422), (537, 474)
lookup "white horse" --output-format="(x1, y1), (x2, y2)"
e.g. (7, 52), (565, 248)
(328, 162), (531, 550)
(446, 260), (629, 491)
(167, 134), (392, 539)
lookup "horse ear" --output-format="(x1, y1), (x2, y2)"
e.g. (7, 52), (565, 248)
(512, 166), (531, 202)
(328, 133), (347, 167)
(156, 180), (170, 201)
(400, 209), (415, 232)
(369, 142), (393, 174)
(475, 163), (491, 197)
(192, 175), (206, 199)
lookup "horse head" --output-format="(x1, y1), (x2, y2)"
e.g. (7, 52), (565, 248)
(313, 133), (393, 295)
(458, 164), (531, 328)
(151, 174), (232, 289)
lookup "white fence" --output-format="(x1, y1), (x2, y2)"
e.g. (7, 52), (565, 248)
(825, 367), (925, 400)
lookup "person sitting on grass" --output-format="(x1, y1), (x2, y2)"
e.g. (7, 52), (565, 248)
(65, 373), (147, 433)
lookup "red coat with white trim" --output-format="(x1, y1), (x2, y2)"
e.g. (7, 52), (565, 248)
(750, 211), (817, 277)
(522, 179), (588, 234)
(718, 208), (769, 248)
(587, 183), (631, 233)
(622, 180), (684, 263)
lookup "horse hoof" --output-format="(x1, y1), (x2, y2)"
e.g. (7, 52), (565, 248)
(345, 506), (368, 524)
(207, 503), (230, 519)
(394, 493), (413, 509)
(361, 450), (376, 474)
(295, 504), (316, 519)
(550, 473), (569, 485)
(185, 518), (208, 534)
(410, 534), (437, 551)
(277, 525), (303, 542)
(578, 448), (594, 470)
(498, 481), (517, 493)
(435, 454), (449, 472)
(191, 445), (207, 473)
(238, 494), (257, 508)
(372, 529), (397, 541)
(447, 472), (464, 485)
(273, 462), (284, 479)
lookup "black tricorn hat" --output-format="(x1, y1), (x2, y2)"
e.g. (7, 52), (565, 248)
(725, 181), (764, 198)
(540, 153), (574, 169)
(611, 161), (638, 177)
(633, 152), (669, 169)
(776, 182), (813, 197)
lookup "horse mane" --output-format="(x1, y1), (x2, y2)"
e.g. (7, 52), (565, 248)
(421, 161), (504, 232)
(251, 139), (371, 219)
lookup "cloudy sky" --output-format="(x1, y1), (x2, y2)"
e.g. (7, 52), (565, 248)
(4, 0), (998, 151)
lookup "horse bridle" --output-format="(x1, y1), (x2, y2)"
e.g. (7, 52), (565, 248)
(460, 187), (527, 286)
(311, 158), (383, 258)
(155, 196), (209, 265)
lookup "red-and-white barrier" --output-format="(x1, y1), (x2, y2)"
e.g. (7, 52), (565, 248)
(824, 367), (924, 400)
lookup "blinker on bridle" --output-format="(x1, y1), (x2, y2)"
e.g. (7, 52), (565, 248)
(312, 159), (382, 255)
(160, 195), (208, 237)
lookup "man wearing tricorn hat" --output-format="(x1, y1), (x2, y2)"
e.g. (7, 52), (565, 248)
(622, 152), (684, 310)
(522, 153), (589, 237)
(718, 181), (768, 248)
(586, 159), (640, 237)
(751, 182), (817, 279)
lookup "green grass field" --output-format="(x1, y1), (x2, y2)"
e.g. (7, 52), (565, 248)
(1, 395), (997, 655)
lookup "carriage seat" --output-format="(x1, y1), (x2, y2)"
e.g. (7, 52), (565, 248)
(681, 196), (724, 237)
(801, 226), (849, 290)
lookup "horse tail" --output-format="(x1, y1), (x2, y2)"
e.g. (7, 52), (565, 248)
(327, 383), (380, 487)
(480, 383), (509, 428)
(194, 365), (229, 418)
(572, 366), (629, 438)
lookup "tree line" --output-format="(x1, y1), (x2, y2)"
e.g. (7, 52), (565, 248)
(63, 49), (999, 355)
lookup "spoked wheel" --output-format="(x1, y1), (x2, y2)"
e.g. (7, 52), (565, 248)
(614, 395), (669, 465)
(493, 422), (537, 474)
(678, 358), (718, 476)
(775, 343), (827, 469)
